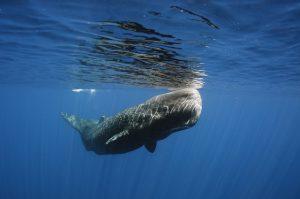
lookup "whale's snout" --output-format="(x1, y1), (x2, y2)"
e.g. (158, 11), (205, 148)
(175, 89), (202, 126)
(156, 88), (202, 130)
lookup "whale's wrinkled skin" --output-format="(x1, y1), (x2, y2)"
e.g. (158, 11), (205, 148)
(61, 88), (202, 154)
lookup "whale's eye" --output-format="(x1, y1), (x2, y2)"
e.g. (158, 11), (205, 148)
(162, 105), (169, 112)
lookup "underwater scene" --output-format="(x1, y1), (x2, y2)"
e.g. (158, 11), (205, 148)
(0, 0), (300, 198)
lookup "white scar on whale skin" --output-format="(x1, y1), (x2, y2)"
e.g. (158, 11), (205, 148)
(62, 88), (202, 155)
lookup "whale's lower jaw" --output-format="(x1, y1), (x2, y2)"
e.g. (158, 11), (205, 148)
(95, 142), (144, 155)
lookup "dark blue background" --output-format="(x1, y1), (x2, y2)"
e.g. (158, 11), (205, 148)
(1, 0), (300, 198)
(0, 86), (299, 199)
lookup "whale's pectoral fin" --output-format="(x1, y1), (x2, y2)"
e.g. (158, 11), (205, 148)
(105, 130), (129, 145)
(145, 141), (156, 153)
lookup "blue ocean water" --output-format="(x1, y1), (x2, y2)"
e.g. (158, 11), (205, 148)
(1, 0), (300, 199)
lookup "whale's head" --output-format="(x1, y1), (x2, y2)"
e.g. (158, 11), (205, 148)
(147, 88), (202, 139)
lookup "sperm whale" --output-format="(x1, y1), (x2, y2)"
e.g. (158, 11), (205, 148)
(61, 88), (202, 154)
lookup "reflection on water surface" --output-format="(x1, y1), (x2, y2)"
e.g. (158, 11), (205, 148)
(77, 9), (215, 89)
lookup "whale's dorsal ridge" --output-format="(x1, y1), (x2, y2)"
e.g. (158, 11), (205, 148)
(145, 141), (156, 153)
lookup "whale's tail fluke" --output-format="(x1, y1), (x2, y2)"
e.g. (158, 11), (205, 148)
(61, 112), (98, 151)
